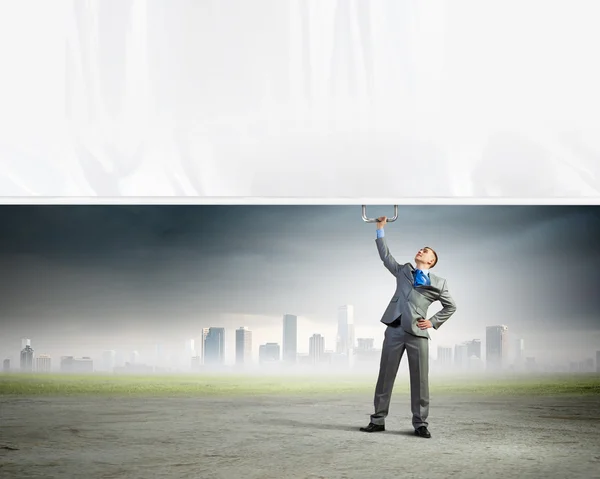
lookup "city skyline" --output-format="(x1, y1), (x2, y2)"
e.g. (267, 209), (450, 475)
(4, 311), (583, 369)
(1, 205), (599, 365)
(3, 313), (587, 369)
(9, 324), (599, 375)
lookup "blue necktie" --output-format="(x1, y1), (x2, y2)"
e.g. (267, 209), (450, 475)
(414, 269), (430, 287)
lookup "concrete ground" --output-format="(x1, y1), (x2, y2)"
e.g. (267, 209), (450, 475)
(1, 392), (599, 479)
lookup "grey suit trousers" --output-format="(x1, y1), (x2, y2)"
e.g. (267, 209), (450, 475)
(370, 324), (430, 428)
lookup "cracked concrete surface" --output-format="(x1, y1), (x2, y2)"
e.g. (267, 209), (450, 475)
(1, 393), (599, 478)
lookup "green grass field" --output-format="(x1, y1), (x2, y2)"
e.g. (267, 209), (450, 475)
(1, 373), (599, 397)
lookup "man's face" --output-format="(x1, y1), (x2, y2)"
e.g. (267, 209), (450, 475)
(415, 247), (436, 268)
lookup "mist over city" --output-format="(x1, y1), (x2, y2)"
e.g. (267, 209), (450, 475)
(2, 205), (599, 376)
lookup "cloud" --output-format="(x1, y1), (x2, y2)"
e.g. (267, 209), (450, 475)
(0, 205), (598, 365)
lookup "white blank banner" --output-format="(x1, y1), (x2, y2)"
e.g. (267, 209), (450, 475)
(0, 0), (598, 197)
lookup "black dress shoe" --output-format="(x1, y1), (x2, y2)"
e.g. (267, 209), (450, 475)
(414, 426), (431, 438)
(360, 423), (385, 433)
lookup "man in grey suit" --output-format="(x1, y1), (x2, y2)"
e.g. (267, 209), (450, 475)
(360, 216), (457, 438)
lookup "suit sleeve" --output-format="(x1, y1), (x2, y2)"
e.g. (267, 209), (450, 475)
(430, 280), (457, 330)
(375, 236), (402, 277)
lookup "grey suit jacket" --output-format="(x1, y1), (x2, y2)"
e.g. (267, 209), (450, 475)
(376, 236), (457, 339)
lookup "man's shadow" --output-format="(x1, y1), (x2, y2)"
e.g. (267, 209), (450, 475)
(393, 430), (416, 436)
(264, 418), (415, 436)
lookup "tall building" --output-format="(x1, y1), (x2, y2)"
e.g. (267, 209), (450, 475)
(185, 339), (196, 359)
(323, 349), (335, 364)
(259, 343), (281, 363)
(336, 305), (355, 355)
(60, 356), (74, 373)
(282, 314), (297, 363)
(204, 327), (225, 365)
(200, 328), (210, 364)
(309, 334), (325, 363)
(464, 339), (483, 371)
(356, 338), (374, 351)
(21, 338), (31, 350)
(486, 325), (509, 370)
(60, 356), (94, 373)
(437, 346), (453, 366)
(35, 355), (52, 373)
(597, 351), (600, 374)
(454, 343), (469, 369)
(115, 351), (125, 369)
(130, 351), (140, 364)
(466, 339), (482, 360)
(102, 350), (116, 372)
(236, 327), (253, 365)
(3, 359), (10, 372)
(20, 344), (34, 372)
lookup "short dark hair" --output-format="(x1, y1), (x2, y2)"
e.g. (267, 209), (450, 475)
(424, 246), (438, 268)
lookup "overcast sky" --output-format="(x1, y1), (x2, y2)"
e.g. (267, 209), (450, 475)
(0, 205), (599, 365)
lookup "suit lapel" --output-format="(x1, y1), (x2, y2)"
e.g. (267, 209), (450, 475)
(403, 263), (415, 285)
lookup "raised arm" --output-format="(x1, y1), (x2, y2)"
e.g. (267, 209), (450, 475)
(429, 280), (457, 330)
(375, 216), (402, 276)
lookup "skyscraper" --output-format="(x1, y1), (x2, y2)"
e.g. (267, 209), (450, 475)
(309, 334), (325, 363)
(259, 343), (281, 363)
(3, 359), (10, 372)
(283, 314), (297, 363)
(204, 327), (225, 365)
(336, 305), (355, 355)
(236, 327), (252, 365)
(356, 338), (374, 351)
(486, 325), (509, 370)
(596, 351), (600, 374)
(60, 356), (93, 373)
(130, 351), (140, 364)
(20, 344), (34, 372)
(35, 355), (51, 373)
(454, 343), (469, 369)
(466, 339), (482, 360)
(437, 346), (453, 366)
(200, 328), (210, 364)
(102, 350), (116, 372)
(185, 339), (196, 358)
